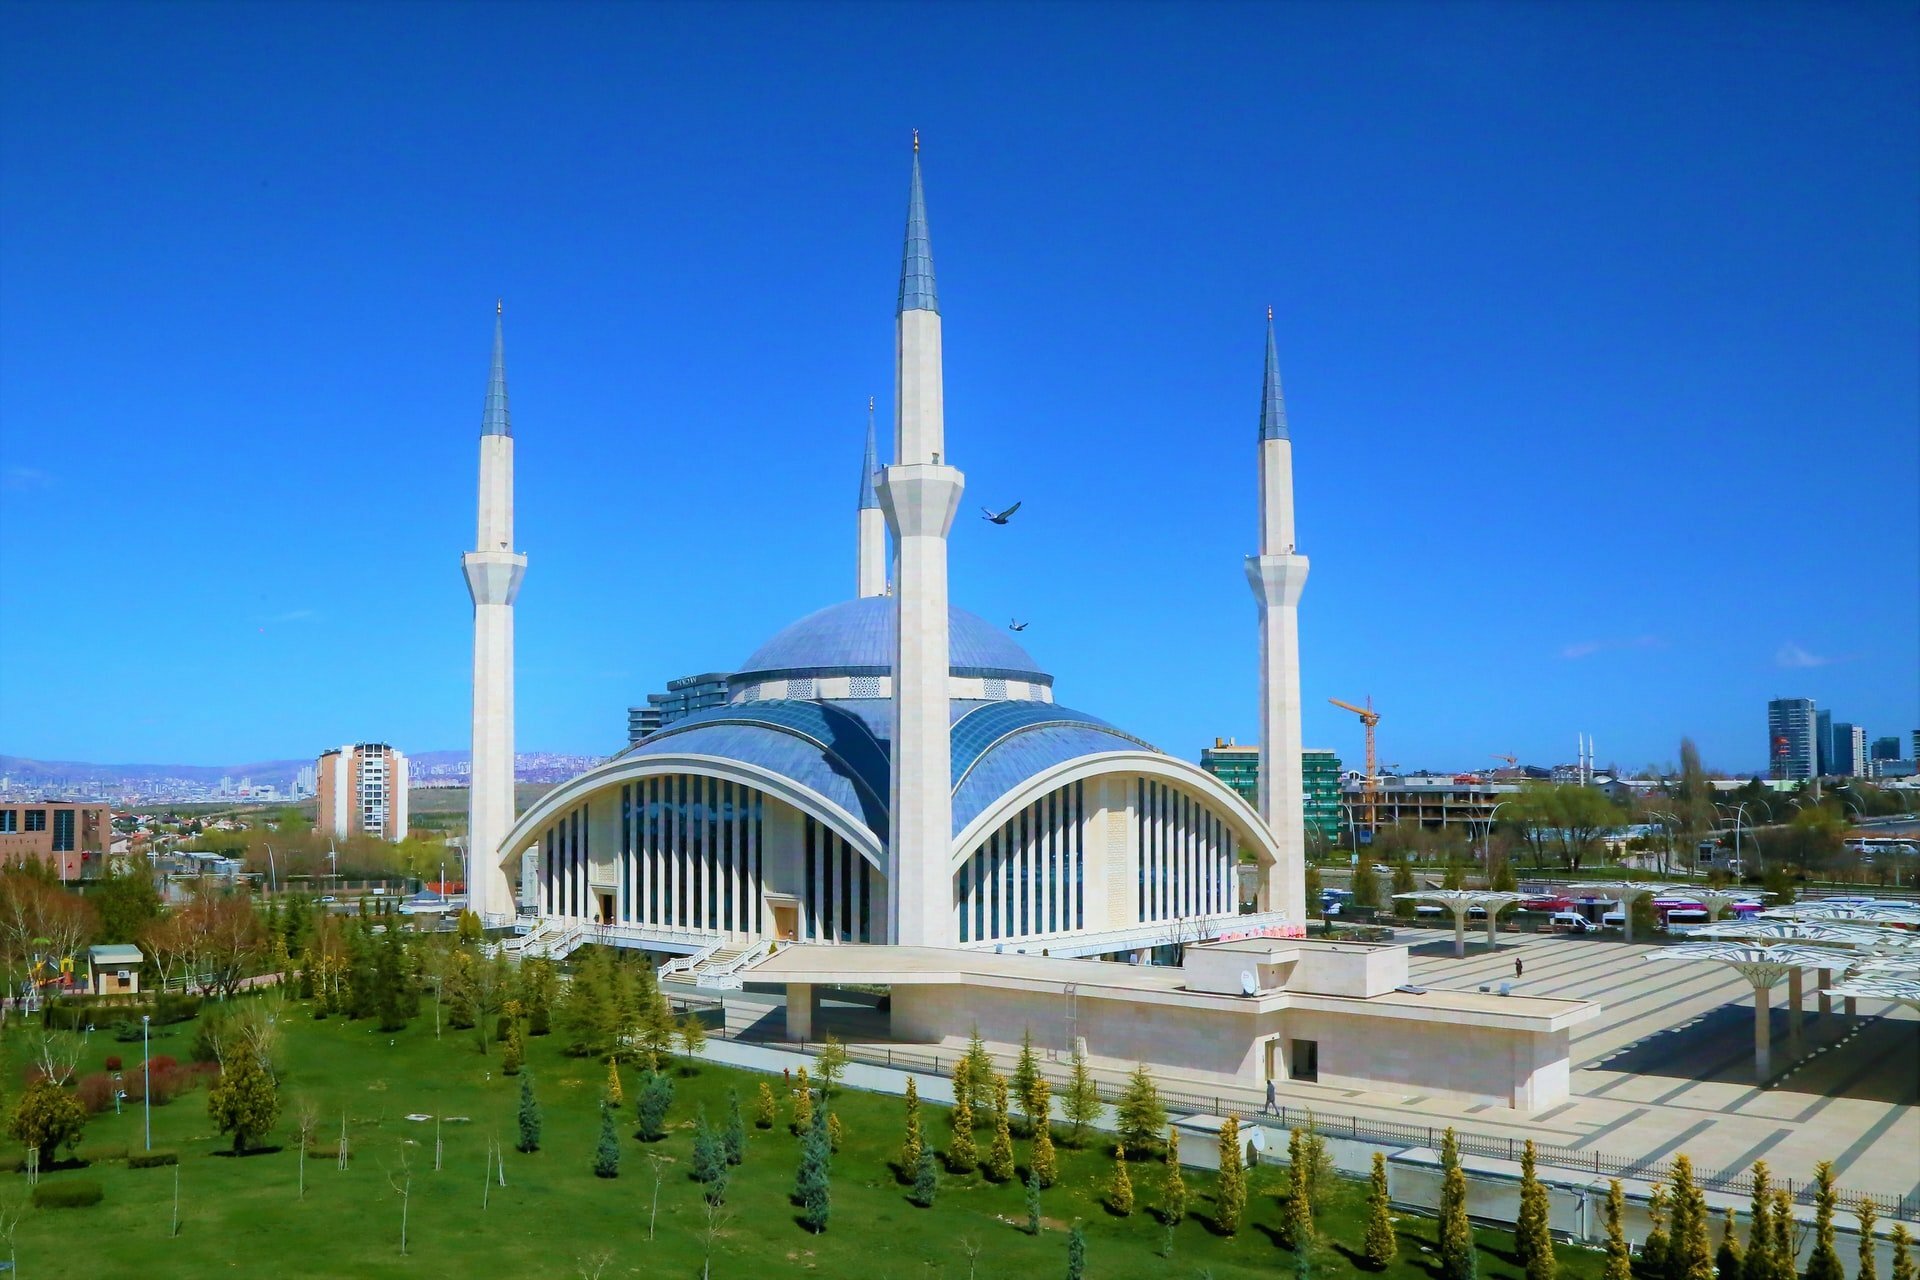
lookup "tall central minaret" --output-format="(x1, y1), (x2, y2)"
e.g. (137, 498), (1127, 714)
(1244, 309), (1309, 927)
(876, 135), (964, 947)
(463, 303), (526, 922)
(857, 396), (887, 598)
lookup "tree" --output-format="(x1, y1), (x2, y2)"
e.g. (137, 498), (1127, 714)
(691, 1107), (726, 1190)
(1671, 1155), (1714, 1280)
(1011, 1028), (1041, 1133)
(910, 1143), (938, 1207)
(1116, 1063), (1166, 1156)
(1306, 862), (1324, 905)
(1858, 1203), (1878, 1280)
(1026, 1167), (1043, 1235)
(795, 1106), (831, 1233)
(1030, 1078), (1059, 1187)
(814, 1034), (847, 1096)
(516, 1072), (541, 1153)
(1365, 1150), (1398, 1270)
(1106, 1143), (1134, 1216)
(1503, 785), (1561, 869)
(1067, 1223), (1087, 1280)
(1353, 854), (1380, 907)
(1160, 1126), (1188, 1228)
(754, 1081), (776, 1130)
(827, 1111), (843, 1155)
(1804, 1161), (1844, 1280)
(1438, 1128), (1476, 1280)
(1555, 785), (1626, 870)
(1285, 1124), (1315, 1249)
(207, 1051), (280, 1154)
(1716, 1209), (1745, 1280)
(502, 1022), (524, 1075)
(8, 1080), (85, 1167)
(1213, 1115), (1245, 1236)
(963, 1028), (993, 1103)
(1769, 1189), (1795, 1280)
(1645, 1186), (1672, 1280)
(521, 956), (556, 1035)
(986, 1075), (1016, 1182)
(678, 1014), (708, 1069)
(1063, 1046), (1102, 1146)
(1391, 860), (1418, 917)
(946, 1065), (977, 1173)
(723, 1089), (745, 1167)
(1890, 1225), (1913, 1280)
(593, 1103), (620, 1179)
(90, 858), (162, 944)
(898, 1075), (924, 1174)
(790, 1066), (814, 1135)
(635, 1068), (674, 1142)
(1603, 1181), (1632, 1280)
(1746, 1162), (1776, 1280)
(1517, 1140), (1555, 1280)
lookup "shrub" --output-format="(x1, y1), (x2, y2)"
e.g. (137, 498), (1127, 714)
(129, 1150), (179, 1169)
(10, 1078), (87, 1166)
(0, 1156), (23, 1173)
(103, 1055), (123, 1073)
(76, 1073), (117, 1115)
(75, 1143), (128, 1164)
(32, 1179), (104, 1209)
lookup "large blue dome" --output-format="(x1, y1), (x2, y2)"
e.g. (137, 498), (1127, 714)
(735, 598), (1050, 684)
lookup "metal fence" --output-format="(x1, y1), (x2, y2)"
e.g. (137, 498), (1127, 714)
(752, 1032), (1913, 1223)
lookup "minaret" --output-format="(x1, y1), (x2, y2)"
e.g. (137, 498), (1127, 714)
(1244, 308), (1310, 928)
(875, 134), (964, 947)
(857, 396), (887, 598)
(463, 302), (527, 922)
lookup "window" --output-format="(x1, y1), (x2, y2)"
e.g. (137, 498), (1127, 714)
(1291, 1039), (1319, 1083)
(25, 810), (47, 833)
(51, 809), (74, 853)
(0, 811), (15, 834)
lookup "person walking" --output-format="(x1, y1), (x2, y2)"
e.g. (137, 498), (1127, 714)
(1514, 957), (1524, 979)
(1263, 1077), (1278, 1115)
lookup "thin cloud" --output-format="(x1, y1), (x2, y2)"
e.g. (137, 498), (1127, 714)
(1560, 635), (1663, 660)
(1775, 642), (1834, 669)
(1, 466), (51, 492)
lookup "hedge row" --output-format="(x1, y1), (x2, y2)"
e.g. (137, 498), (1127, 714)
(42, 993), (201, 1032)
(128, 1151), (178, 1169)
(32, 1180), (103, 1209)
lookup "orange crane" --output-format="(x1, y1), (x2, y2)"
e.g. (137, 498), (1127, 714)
(1327, 696), (1381, 833)
(1490, 753), (1518, 769)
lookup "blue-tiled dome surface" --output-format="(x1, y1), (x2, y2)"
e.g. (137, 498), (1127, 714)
(735, 598), (1049, 684)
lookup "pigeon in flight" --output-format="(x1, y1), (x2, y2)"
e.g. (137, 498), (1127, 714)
(981, 501), (1022, 525)
(1008, 619), (1029, 632)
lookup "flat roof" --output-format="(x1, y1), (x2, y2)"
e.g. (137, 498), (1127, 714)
(750, 945), (1597, 1032)
(88, 944), (144, 964)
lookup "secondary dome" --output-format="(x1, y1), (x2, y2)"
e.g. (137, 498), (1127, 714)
(734, 597), (1050, 685)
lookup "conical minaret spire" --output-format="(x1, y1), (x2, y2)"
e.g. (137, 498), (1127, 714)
(857, 396), (887, 597)
(1244, 307), (1309, 929)
(876, 136), (965, 946)
(464, 302), (528, 925)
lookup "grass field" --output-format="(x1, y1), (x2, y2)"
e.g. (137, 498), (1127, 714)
(1, 1002), (1612, 1279)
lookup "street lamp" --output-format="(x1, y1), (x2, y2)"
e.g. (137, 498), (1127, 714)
(141, 1014), (151, 1151)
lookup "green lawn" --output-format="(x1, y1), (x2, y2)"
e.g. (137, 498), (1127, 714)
(2, 1005), (1611, 1279)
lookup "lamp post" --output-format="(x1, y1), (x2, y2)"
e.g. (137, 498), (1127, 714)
(142, 1014), (151, 1151)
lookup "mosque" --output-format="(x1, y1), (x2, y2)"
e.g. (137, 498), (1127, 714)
(459, 142), (1596, 1108)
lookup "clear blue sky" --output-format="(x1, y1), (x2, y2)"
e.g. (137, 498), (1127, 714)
(2, 1), (1915, 776)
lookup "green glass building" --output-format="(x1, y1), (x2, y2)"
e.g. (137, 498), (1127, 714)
(1199, 740), (1342, 844)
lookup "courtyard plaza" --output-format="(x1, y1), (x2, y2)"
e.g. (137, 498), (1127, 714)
(704, 929), (1919, 1206)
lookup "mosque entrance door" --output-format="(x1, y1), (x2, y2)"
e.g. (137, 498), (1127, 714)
(596, 893), (614, 926)
(771, 902), (799, 942)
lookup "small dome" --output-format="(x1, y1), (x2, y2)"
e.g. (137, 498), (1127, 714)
(735, 598), (1049, 684)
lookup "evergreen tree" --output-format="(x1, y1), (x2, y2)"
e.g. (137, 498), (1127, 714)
(963, 1028), (993, 1103)
(1026, 1167), (1043, 1235)
(515, 1072), (541, 1153)
(723, 1088), (745, 1166)
(754, 1080), (776, 1129)
(791, 1066), (813, 1135)
(1857, 1203), (1878, 1280)
(604, 1059), (624, 1107)
(634, 1067), (674, 1141)
(593, 1102), (620, 1178)
(910, 1142), (938, 1207)
(1645, 1186), (1672, 1280)
(1217, 1116), (1246, 1237)
(1161, 1127), (1188, 1229)
(691, 1106), (726, 1187)
(1030, 1078), (1058, 1187)
(1116, 1063), (1166, 1156)
(1770, 1190), (1796, 1280)
(1804, 1162), (1844, 1280)
(947, 1068), (978, 1173)
(1439, 1127), (1477, 1280)
(1719, 1209), (1746, 1280)
(207, 1051), (280, 1154)
(1353, 853), (1380, 907)
(1391, 859), (1418, 918)
(1604, 1181), (1634, 1280)
(1365, 1150), (1398, 1270)
(1106, 1142), (1134, 1216)
(1672, 1155), (1715, 1280)
(1062, 1045), (1102, 1147)
(1067, 1223), (1087, 1280)
(1746, 1164), (1777, 1280)
(1012, 1027), (1041, 1134)
(522, 956), (555, 1035)
(951, 1056), (973, 1117)
(1517, 1140), (1545, 1269)
(898, 1075), (924, 1175)
(795, 1105), (831, 1232)
(827, 1111), (843, 1155)
(986, 1075), (1016, 1182)
(501, 1020), (524, 1075)
(1889, 1225), (1914, 1280)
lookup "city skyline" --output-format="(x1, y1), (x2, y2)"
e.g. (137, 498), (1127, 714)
(2, 3), (1915, 773)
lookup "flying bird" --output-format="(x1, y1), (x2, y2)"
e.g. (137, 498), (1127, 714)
(1008, 619), (1029, 632)
(981, 501), (1022, 525)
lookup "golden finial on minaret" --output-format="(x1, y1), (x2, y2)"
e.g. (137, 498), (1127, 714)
(1267, 304), (1273, 322)
(912, 128), (919, 153)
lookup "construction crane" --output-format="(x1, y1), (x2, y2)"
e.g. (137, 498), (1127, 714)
(1328, 696), (1381, 833)
(1490, 753), (1518, 769)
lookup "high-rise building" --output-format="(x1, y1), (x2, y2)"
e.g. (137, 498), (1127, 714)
(315, 744), (409, 841)
(1815, 709), (1834, 776)
(1200, 740), (1340, 845)
(626, 672), (732, 746)
(1871, 735), (1901, 762)
(1831, 723), (1867, 778)
(294, 764), (316, 799)
(1767, 698), (1818, 781)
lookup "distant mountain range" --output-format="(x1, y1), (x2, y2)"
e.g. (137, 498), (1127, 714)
(0, 750), (604, 792)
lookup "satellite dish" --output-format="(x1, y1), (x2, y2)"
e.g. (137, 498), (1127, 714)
(1247, 1127), (1267, 1151)
(1239, 970), (1259, 996)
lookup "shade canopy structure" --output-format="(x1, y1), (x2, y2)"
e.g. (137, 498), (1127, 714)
(1578, 882), (1690, 943)
(1826, 971), (1920, 1012)
(1762, 902), (1920, 927)
(1679, 919), (1894, 949)
(1646, 943), (1842, 1077)
(1392, 890), (1526, 958)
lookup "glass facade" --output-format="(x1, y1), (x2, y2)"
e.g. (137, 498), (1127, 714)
(1199, 743), (1341, 841)
(616, 776), (766, 935)
(955, 780), (1086, 944)
(1135, 779), (1236, 924)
